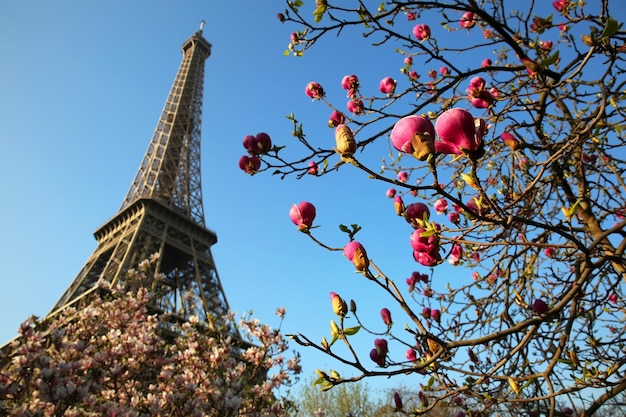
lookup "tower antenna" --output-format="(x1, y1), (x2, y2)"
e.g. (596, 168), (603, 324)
(199, 20), (205, 33)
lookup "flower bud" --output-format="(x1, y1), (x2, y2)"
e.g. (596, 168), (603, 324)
(334, 124), (357, 157)
(305, 81), (324, 99)
(289, 202), (316, 230)
(343, 241), (369, 271)
(330, 292), (348, 317)
(380, 308), (393, 327)
(532, 299), (549, 315)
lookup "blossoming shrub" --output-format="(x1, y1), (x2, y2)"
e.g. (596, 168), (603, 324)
(0, 265), (300, 416)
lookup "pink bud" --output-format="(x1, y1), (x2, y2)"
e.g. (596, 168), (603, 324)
(328, 110), (346, 128)
(460, 11), (476, 28)
(243, 132), (272, 154)
(344, 241), (369, 271)
(434, 198), (448, 214)
(608, 293), (618, 304)
(370, 338), (388, 366)
(532, 299), (549, 315)
(421, 307), (431, 318)
(277, 13), (286, 22)
(305, 81), (324, 99)
(330, 292), (348, 317)
(449, 244), (463, 265)
(290, 32), (299, 43)
(386, 188), (396, 198)
(408, 71), (419, 81)
(412, 24), (431, 41)
(397, 171), (408, 183)
(405, 348), (417, 361)
(341, 74), (359, 90)
(394, 195), (405, 216)
(405, 202), (430, 228)
(481, 58), (492, 68)
(404, 56), (413, 66)
(379, 76), (397, 94)
(380, 308), (393, 326)
(439, 66), (450, 75)
(390, 115), (435, 160)
(428, 69), (437, 79)
(448, 212), (460, 224)
(430, 308), (441, 323)
(307, 161), (318, 175)
(543, 247), (556, 257)
(435, 108), (483, 157)
(289, 202), (316, 230)
(347, 99), (364, 114)
(500, 131), (520, 150)
(466, 76), (494, 108)
(238, 155), (261, 174)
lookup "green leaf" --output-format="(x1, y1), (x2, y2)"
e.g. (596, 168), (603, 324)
(339, 224), (350, 233)
(427, 376), (435, 389)
(600, 18), (622, 38)
(343, 325), (361, 336)
(540, 50), (560, 68)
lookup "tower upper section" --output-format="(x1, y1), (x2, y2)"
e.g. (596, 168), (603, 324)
(120, 29), (212, 226)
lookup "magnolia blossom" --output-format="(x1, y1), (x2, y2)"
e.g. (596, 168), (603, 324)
(238, 155), (261, 174)
(412, 23), (431, 41)
(440, 66), (450, 75)
(305, 81), (324, 99)
(410, 227), (441, 267)
(405, 202), (430, 229)
(347, 99), (364, 114)
(394, 195), (405, 216)
(532, 299), (549, 314)
(434, 108), (486, 159)
(408, 70), (419, 81)
(328, 110), (346, 127)
(404, 56), (413, 66)
(341, 74), (359, 90)
(466, 76), (495, 108)
(481, 58), (492, 67)
(390, 115), (436, 161)
(289, 201), (316, 230)
(242, 132), (272, 154)
(434, 198), (448, 214)
(406, 348), (418, 362)
(379, 76), (397, 94)
(500, 131), (520, 150)
(460, 11), (476, 28)
(430, 308), (441, 323)
(380, 308), (393, 326)
(553, 0), (568, 12)
(344, 241), (369, 271)
(334, 124), (357, 157)
(397, 171), (408, 183)
(370, 338), (388, 366)
(386, 188), (397, 198)
(307, 161), (318, 175)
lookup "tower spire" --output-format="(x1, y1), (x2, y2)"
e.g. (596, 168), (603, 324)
(50, 31), (234, 335)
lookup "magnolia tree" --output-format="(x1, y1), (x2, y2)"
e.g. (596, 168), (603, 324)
(0, 259), (301, 416)
(239, 1), (626, 416)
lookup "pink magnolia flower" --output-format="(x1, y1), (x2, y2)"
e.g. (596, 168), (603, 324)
(532, 299), (549, 314)
(307, 161), (318, 175)
(405, 202), (431, 229)
(394, 392), (403, 411)
(411, 228), (441, 267)
(465, 195), (489, 216)
(449, 244), (463, 265)
(434, 198), (448, 214)
(404, 56), (413, 66)
(344, 241), (369, 271)
(553, 0), (568, 12)
(397, 171), (408, 183)
(440, 66), (450, 75)
(238, 155), (261, 174)
(460, 11), (476, 28)
(370, 339), (388, 366)
(608, 293), (618, 304)
(305, 81), (324, 99)
(289, 201), (316, 230)
(413, 24), (431, 41)
(430, 308), (441, 323)
(386, 188), (396, 198)
(422, 306), (431, 318)
(407, 12), (416, 21)
(341, 74), (359, 90)
(390, 115), (436, 161)
(483, 29), (494, 39)
(290, 32), (299, 43)
(379, 76), (397, 94)
(540, 40), (553, 50)
(428, 69), (437, 79)
(543, 247), (556, 257)
(448, 212), (460, 223)
(328, 110), (346, 127)
(347, 99), (364, 114)
(434, 108), (485, 159)
(380, 308), (393, 326)
(466, 76), (494, 108)
(481, 58), (492, 68)
(500, 131), (520, 150)
(408, 70), (419, 81)
(242, 132), (272, 154)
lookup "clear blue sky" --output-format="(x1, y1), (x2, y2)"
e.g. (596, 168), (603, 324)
(2, 0), (623, 399)
(0, 0), (424, 393)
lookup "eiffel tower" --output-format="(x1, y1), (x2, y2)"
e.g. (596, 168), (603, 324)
(50, 24), (233, 333)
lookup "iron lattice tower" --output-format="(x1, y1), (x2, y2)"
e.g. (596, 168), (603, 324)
(51, 27), (234, 333)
